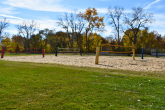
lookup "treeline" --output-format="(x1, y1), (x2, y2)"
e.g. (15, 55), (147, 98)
(1, 28), (165, 54)
(112, 29), (165, 53)
(0, 6), (165, 54)
(1, 29), (105, 53)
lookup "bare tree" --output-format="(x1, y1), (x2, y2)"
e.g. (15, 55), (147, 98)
(105, 35), (114, 44)
(76, 14), (85, 48)
(57, 11), (85, 48)
(122, 7), (154, 60)
(123, 7), (154, 46)
(0, 17), (10, 43)
(70, 11), (85, 48)
(57, 13), (72, 48)
(16, 20), (39, 49)
(107, 6), (124, 44)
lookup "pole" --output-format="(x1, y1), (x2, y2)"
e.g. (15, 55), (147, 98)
(95, 47), (100, 64)
(1, 49), (4, 58)
(156, 48), (158, 57)
(55, 47), (57, 56)
(42, 49), (44, 57)
(141, 47), (144, 59)
(132, 44), (135, 60)
(80, 49), (82, 56)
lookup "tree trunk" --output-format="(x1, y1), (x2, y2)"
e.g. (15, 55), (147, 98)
(67, 33), (71, 48)
(118, 19), (120, 45)
(86, 29), (88, 51)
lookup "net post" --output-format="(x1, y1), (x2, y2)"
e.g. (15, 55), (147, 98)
(132, 44), (135, 60)
(55, 47), (57, 56)
(42, 49), (44, 57)
(141, 46), (144, 59)
(132, 49), (135, 60)
(156, 48), (158, 57)
(1, 49), (4, 58)
(80, 49), (82, 56)
(95, 47), (100, 64)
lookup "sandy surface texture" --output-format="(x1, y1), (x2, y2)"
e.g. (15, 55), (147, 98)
(1, 55), (165, 72)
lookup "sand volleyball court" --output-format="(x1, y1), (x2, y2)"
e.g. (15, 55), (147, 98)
(1, 55), (165, 72)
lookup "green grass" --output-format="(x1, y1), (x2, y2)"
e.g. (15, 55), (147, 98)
(0, 60), (165, 109)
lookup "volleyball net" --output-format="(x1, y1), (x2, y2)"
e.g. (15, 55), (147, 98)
(100, 44), (133, 53)
(4, 47), (44, 53)
(55, 48), (82, 56)
(95, 44), (134, 64)
(1, 47), (44, 58)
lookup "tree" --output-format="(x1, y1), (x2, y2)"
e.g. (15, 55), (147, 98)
(107, 6), (124, 44)
(123, 7), (154, 47)
(47, 34), (58, 52)
(57, 11), (85, 48)
(122, 29), (165, 54)
(79, 7), (105, 51)
(16, 20), (39, 50)
(105, 35), (114, 44)
(11, 35), (24, 47)
(30, 34), (42, 50)
(56, 31), (69, 48)
(15, 44), (20, 53)
(88, 33), (103, 52)
(39, 28), (55, 49)
(1, 37), (13, 52)
(70, 11), (85, 48)
(0, 17), (10, 43)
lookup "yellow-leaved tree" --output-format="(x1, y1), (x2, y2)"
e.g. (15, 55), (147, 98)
(79, 7), (105, 52)
(88, 33), (103, 52)
(1, 37), (14, 52)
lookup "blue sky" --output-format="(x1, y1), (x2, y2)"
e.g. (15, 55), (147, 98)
(0, 0), (165, 38)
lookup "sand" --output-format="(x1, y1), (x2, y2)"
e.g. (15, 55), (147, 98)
(1, 55), (165, 72)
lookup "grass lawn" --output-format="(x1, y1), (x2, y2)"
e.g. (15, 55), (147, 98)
(0, 60), (165, 109)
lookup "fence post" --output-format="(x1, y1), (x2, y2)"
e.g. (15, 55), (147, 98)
(1, 49), (4, 58)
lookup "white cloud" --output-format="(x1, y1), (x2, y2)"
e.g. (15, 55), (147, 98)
(35, 19), (64, 31)
(5, 29), (18, 35)
(144, 0), (161, 9)
(0, 6), (18, 14)
(149, 13), (165, 27)
(3, 0), (72, 12)
(5, 17), (65, 36)
(7, 16), (65, 32)
(100, 26), (114, 37)
(97, 8), (108, 14)
(8, 18), (24, 25)
(154, 13), (165, 20)
(149, 19), (165, 35)
(0, 14), (23, 19)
